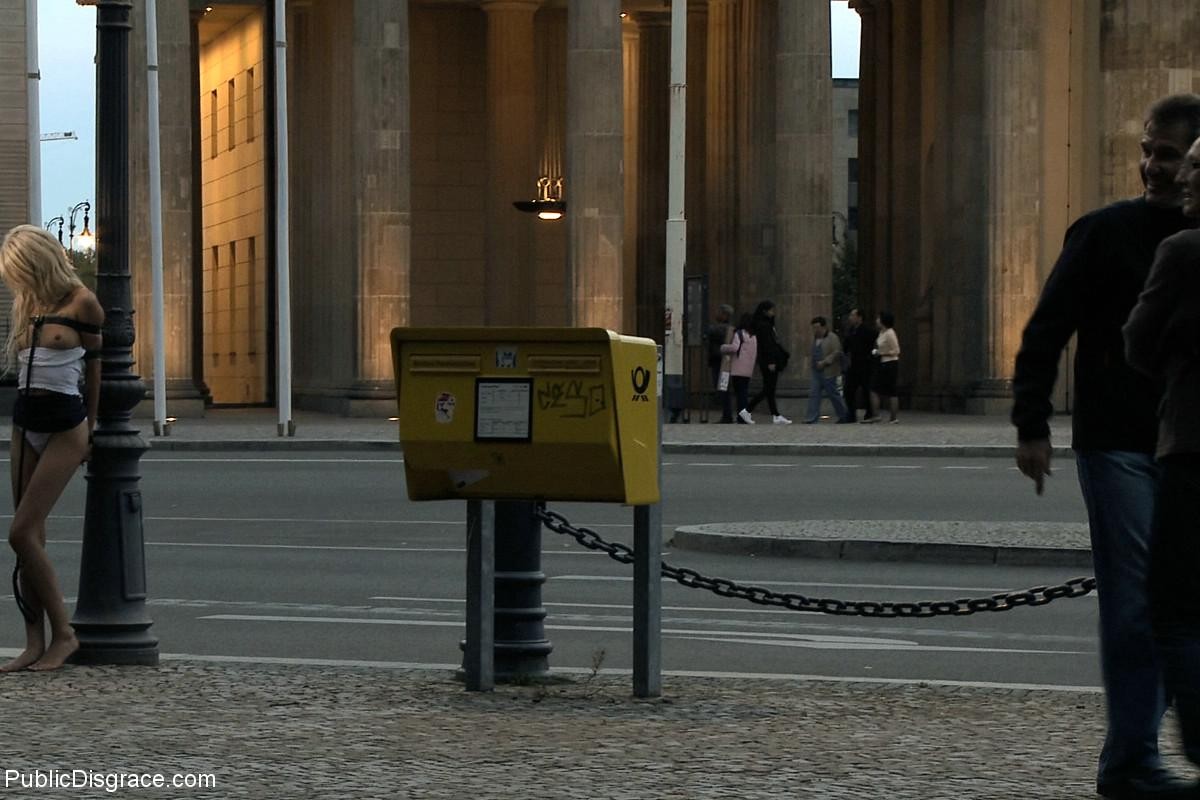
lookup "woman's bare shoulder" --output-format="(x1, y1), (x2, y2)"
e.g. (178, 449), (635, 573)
(68, 288), (105, 327)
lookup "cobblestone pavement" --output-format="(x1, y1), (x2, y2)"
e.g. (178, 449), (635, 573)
(5, 662), (1188, 800)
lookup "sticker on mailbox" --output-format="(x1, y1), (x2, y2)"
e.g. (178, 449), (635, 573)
(434, 392), (456, 424)
(495, 347), (518, 369)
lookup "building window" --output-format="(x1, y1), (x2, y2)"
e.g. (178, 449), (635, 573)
(847, 207), (859, 231)
(246, 68), (255, 143)
(209, 90), (218, 159)
(228, 79), (236, 150)
(848, 157), (859, 183)
(848, 109), (859, 138)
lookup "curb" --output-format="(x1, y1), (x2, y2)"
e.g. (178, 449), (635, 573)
(670, 527), (1093, 568)
(6, 438), (1068, 458)
(662, 443), (1075, 459)
(141, 439), (403, 452)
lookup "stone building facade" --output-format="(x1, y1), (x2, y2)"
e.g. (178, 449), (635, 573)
(852, 0), (1200, 413)
(5, 1), (1195, 416)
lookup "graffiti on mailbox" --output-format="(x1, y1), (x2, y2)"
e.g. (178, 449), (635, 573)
(537, 380), (608, 419)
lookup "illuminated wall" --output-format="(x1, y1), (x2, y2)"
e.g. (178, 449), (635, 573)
(198, 7), (268, 405)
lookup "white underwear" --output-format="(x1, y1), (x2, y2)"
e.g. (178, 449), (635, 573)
(22, 430), (52, 455)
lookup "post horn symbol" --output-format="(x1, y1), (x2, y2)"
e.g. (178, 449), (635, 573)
(631, 366), (651, 395)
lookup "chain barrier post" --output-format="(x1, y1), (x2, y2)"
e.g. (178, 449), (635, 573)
(464, 499), (495, 691)
(633, 347), (665, 698)
(489, 500), (552, 679)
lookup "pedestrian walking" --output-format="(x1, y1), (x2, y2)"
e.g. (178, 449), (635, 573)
(840, 308), (875, 422)
(0, 225), (104, 672)
(804, 316), (848, 424)
(744, 300), (791, 424)
(1012, 94), (1200, 799)
(862, 311), (900, 424)
(1124, 132), (1200, 784)
(722, 313), (758, 424)
(705, 304), (735, 423)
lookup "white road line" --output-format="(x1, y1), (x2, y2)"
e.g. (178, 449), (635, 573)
(371, 596), (949, 616)
(684, 462), (734, 467)
(548, 576), (1019, 592)
(13, 649), (1092, 692)
(874, 465), (923, 470)
(27, 516), (633, 529)
(748, 463), (794, 468)
(672, 635), (1089, 656)
(40, 540), (609, 555)
(941, 466), (989, 471)
(811, 464), (862, 469)
(197, 615), (1089, 657)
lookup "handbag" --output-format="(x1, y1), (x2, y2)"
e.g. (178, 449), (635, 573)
(775, 346), (790, 373)
(717, 370), (730, 392)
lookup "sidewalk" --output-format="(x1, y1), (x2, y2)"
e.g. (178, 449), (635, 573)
(5, 659), (1179, 799)
(0, 406), (1071, 454)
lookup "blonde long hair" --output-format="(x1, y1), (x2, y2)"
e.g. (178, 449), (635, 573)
(0, 225), (85, 363)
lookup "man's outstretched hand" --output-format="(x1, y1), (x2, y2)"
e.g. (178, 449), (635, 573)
(1016, 438), (1053, 496)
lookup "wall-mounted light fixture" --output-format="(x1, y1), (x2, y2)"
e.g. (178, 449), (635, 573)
(513, 176), (565, 221)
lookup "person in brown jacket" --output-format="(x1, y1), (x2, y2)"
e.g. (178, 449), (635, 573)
(804, 317), (849, 424)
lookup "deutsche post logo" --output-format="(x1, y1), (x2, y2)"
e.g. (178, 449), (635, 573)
(631, 366), (651, 402)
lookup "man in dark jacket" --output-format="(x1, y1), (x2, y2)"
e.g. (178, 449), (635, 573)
(1125, 134), (1200, 787)
(1012, 94), (1200, 800)
(840, 308), (875, 423)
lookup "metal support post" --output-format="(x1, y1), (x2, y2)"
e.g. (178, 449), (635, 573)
(492, 500), (552, 678)
(465, 500), (495, 692)
(71, 0), (158, 666)
(633, 394), (664, 698)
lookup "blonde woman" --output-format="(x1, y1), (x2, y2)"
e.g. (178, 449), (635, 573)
(0, 225), (103, 672)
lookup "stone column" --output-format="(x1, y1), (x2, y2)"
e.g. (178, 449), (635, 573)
(351, 0), (412, 403)
(705, 0), (737, 319)
(1099, 0), (1200, 203)
(0, 0), (29, 352)
(735, 0), (775, 316)
(622, 17), (639, 335)
(634, 12), (669, 340)
(974, 0), (1042, 411)
(565, 0), (622, 330)
(129, 0), (205, 417)
(684, 2), (706, 298)
(483, 0), (539, 326)
(775, 0), (831, 366)
(0, 0), (28, 232)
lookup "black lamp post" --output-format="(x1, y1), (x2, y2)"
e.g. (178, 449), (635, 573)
(70, 0), (158, 666)
(44, 216), (64, 245)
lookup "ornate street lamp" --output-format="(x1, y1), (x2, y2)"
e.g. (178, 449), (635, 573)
(70, 0), (158, 666)
(68, 200), (94, 251)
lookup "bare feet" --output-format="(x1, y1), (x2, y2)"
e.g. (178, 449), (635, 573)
(0, 645), (45, 672)
(28, 633), (78, 672)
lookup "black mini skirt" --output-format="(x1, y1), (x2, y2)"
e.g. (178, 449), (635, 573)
(12, 391), (87, 433)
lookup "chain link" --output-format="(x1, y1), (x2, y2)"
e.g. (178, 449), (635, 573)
(534, 505), (1097, 619)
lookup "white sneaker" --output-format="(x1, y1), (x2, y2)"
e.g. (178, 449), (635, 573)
(738, 409), (755, 424)
(772, 415), (792, 425)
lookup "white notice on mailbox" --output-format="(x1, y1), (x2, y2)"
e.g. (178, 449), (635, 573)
(475, 378), (532, 441)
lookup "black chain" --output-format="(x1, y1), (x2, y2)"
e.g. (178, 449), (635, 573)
(534, 505), (1097, 619)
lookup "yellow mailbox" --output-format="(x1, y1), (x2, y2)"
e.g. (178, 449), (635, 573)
(391, 328), (659, 505)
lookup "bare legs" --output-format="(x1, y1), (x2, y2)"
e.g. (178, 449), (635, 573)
(3, 424), (86, 672)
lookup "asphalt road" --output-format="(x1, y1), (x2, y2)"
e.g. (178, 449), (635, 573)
(0, 451), (1100, 688)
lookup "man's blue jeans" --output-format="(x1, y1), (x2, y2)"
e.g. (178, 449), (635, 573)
(805, 370), (847, 423)
(1075, 449), (1165, 784)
